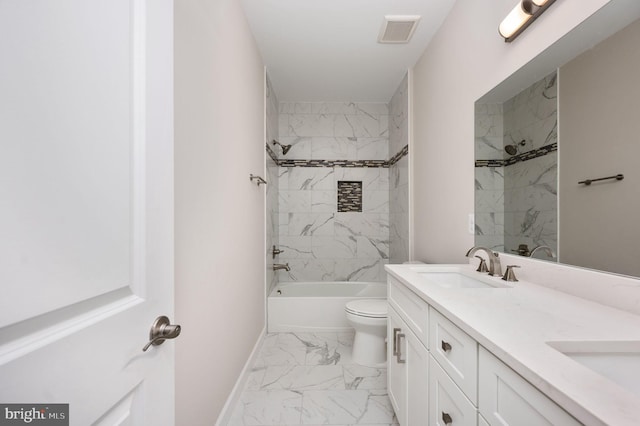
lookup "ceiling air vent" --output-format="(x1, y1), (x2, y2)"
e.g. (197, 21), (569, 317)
(378, 15), (421, 44)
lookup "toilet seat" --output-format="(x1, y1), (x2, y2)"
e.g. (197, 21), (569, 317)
(345, 299), (387, 318)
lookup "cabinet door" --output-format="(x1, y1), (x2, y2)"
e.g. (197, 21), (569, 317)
(406, 329), (429, 425)
(388, 306), (407, 425)
(430, 356), (477, 426)
(479, 347), (581, 426)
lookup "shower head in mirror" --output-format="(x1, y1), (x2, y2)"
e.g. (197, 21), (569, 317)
(505, 140), (526, 156)
(272, 140), (292, 155)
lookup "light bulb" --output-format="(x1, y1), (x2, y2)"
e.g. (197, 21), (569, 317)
(499, 3), (534, 39)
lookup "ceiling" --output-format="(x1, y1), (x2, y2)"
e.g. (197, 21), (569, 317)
(241, 0), (457, 102)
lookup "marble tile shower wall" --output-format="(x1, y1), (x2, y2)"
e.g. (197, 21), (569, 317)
(388, 74), (410, 264)
(503, 72), (557, 255)
(266, 74), (279, 294)
(474, 72), (557, 254)
(277, 102), (390, 283)
(474, 103), (505, 251)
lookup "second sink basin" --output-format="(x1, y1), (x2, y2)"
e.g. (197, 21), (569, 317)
(418, 271), (510, 289)
(547, 340), (640, 397)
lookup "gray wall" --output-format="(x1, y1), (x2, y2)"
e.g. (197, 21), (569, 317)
(559, 17), (640, 276)
(174, 0), (265, 423)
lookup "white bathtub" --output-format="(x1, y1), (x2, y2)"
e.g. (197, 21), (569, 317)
(267, 281), (386, 332)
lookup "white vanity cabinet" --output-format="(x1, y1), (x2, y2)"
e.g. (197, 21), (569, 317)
(478, 347), (581, 426)
(388, 278), (430, 425)
(387, 273), (582, 426)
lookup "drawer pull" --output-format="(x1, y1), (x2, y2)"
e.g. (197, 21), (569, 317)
(441, 340), (452, 352)
(396, 333), (406, 364)
(393, 328), (401, 356)
(442, 412), (452, 425)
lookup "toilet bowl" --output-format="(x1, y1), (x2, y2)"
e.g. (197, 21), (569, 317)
(345, 299), (388, 366)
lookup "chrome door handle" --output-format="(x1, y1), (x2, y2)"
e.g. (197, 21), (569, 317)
(142, 316), (181, 352)
(396, 333), (406, 364)
(393, 327), (401, 356)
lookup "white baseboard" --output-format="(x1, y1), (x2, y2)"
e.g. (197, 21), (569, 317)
(215, 327), (266, 426)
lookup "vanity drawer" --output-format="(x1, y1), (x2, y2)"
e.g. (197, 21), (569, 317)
(388, 276), (429, 348)
(430, 308), (478, 404)
(429, 355), (477, 426)
(479, 347), (581, 426)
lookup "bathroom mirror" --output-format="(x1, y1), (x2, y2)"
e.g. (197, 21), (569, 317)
(474, 2), (640, 278)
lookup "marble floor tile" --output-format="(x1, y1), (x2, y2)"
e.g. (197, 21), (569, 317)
(229, 333), (396, 426)
(228, 390), (303, 426)
(261, 365), (345, 391)
(343, 365), (387, 390)
(300, 390), (395, 425)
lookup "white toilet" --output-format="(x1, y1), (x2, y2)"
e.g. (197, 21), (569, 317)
(345, 299), (388, 366)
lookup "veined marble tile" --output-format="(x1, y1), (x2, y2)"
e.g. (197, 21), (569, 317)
(475, 190), (504, 213)
(279, 102), (295, 114)
(356, 236), (389, 260)
(278, 258), (336, 282)
(300, 390), (395, 425)
(285, 167), (335, 191)
(356, 138), (388, 161)
(311, 102), (358, 115)
(260, 365), (345, 391)
(362, 191), (389, 214)
(254, 336), (308, 368)
(311, 137), (357, 160)
(280, 333), (351, 366)
(333, 114), (380, 138)
(334, 259), (384, 282)
(311, 190), (337, 213)
(278, 236), (313, 259)
(475, 167), (504, 191)
(288, 114), (336, 137)
(228, 390), (303, 426)
(312, 236), (358, 259)
(279, 114), (289, 137)
(246, 366), (268, 391)
(355, 103), (389, 117)
(378, 115), (389, 138)
(287, 213), (335, 237)
(343, 365), (387, 390)
(280, 191), (312, 213)
(335, 213), (388, 238)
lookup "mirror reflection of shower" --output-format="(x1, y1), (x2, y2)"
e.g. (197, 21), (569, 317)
(272, 140), (291, 155)
(505, 139), (527, 156)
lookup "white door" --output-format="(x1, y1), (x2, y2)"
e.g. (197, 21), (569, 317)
(0, 0), (174, 425)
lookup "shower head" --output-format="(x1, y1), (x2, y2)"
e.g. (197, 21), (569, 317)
(272, 140), (292, 156)
(505, 140), (526, 156)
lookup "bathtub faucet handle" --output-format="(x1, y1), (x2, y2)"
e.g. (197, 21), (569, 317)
(272, 245), (284, 259)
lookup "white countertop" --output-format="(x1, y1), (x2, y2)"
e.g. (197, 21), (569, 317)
(385, 263), (640, 426)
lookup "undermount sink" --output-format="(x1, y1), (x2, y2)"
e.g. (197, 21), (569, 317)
(417, 271), (510, 289)
(547, 340), (640, 397)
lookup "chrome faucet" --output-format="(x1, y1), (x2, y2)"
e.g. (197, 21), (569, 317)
(465, 246), (502, 277)
(529, 245), (556, 259)
(273, 263), (290, 272)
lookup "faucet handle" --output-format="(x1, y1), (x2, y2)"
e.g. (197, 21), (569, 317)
(502, 265), (520, 282)
(474, 256), (489, 273)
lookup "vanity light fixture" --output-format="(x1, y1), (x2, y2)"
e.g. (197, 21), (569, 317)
(499, 0), (557, 42)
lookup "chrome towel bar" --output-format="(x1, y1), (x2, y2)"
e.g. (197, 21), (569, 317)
(578, 174), (624, 186)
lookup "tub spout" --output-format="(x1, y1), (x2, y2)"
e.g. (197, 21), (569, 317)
(273, 263), (290, 272)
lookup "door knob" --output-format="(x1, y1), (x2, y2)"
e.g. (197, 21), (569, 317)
(142, 315), (181, 352)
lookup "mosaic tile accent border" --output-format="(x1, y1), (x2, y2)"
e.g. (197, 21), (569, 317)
(337, 181), (363, 212)
(388, 145), (409, 166)
(475, 143), (557, 168)
(267, 144), (409, 169)
(279, 159), (388, 168)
